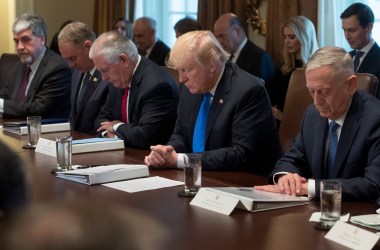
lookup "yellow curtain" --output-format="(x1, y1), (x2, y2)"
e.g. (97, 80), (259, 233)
(266, 0), (318, 67)
(198, 0), (248, 31)
(93, 0), (126, 35)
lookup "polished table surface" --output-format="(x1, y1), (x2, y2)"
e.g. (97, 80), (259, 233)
(0, 126), (379, 250)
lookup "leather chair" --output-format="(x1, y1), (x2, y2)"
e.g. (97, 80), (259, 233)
(0, 53), (19, 89)
(278, 68), (379, 154)
(161, 66), (180, 88)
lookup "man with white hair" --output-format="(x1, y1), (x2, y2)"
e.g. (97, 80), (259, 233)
(133, 17), (170, 66)
(0, 13), (71, 118)
(90, 31), (178, 149)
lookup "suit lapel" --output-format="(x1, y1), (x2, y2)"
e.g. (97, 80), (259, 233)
(77, 70), (101, 113)
(205, 63), (232, 144)
(333, 93), (361, 177)
(128, 59), (146, 121)
(25, 51), (49, 102)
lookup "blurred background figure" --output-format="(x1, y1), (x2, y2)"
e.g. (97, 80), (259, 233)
(49, 19), (74, 55)
(213, 13), (276, 86)
(173, 17), (202, 38)
(268, 16), (318, 123)
(0, 140), (28, 218)
(133, 17), (170, 66)
(0, 199), (169, 250)
(113, 18), (133, 39)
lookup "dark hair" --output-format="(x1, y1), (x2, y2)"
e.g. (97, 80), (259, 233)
(340, 3), (374, 28)
(173, 17), (202, 35)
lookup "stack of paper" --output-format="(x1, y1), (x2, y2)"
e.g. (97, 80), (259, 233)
(56, 164), (149, 185)
(72, 138), (124, 154)
(3, 118), (70, 135)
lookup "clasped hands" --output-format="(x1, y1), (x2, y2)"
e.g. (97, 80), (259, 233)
(144, 145), (178, 168)
(255, 173), (308, 196)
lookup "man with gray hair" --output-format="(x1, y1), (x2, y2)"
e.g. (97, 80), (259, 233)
(90, 31), (178, 149)
(256, 46), (380, 202)
(58, 21), (109, 134)
(0, 13), (71, 118)
(133, 17), (170, 66)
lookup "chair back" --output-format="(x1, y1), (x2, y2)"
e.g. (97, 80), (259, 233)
(161, 66), (180, 88)
(279, 69), (379, 154)
(0, 53), (19, 89)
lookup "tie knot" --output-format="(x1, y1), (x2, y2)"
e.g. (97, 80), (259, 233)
(355, 50), (364, 59)
(329, 121), (340, 132)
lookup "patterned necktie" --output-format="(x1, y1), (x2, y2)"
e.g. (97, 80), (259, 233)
(16, 66), (31, 102)
(192, 92), (212, 152)
(121, 87), (130, 123)
(326, 121), (340, 178)
(354, 50), (364, 72)
(76, 73), (91, 111)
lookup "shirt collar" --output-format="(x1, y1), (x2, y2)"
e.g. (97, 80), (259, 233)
(29, 47), (46, 73)
(128, 55), (142, 88)
(357, 39), (375, 55)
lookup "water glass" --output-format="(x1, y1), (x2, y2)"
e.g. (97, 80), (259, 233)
(320, 180), (342, 229)
(27, 116), (41, 148)
(55, 136), (72, 172)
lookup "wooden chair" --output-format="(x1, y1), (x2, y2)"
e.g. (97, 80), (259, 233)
(0, 53), (19, 89)
(278, 69), (379, 154)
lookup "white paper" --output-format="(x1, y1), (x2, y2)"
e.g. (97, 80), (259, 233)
(102, 176), (183, 193)
(190, 188), (240, 215)
(325, 221), (380, 250)
(35, 137), (56, 157)
(309, 212), (350, 222)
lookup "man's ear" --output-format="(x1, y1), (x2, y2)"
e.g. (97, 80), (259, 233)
(84, 40), (92, 49)
(347, 74), (357, 94)
(119, 54), (129, 66)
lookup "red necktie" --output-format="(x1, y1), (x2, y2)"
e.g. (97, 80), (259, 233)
(121, 87), (130, 123)
(16, 67), (31, 102)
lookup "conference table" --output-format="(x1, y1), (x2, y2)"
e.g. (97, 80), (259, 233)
(0, 123), (379, 250)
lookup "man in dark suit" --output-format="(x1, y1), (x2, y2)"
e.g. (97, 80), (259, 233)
(0, 14), (71, 119)
(58, 21), (109, 134)
(341, 3), (380, 89)
(89, 31), (178, 149)
(133, 17), (170, 66)
(256, 47), (380, 202)
(214, 13), (275, 86)
(144, 31), (280, 176)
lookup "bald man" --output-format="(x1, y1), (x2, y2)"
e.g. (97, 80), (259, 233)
(133, 17), (170, 66)
(214, 13), (275, 86)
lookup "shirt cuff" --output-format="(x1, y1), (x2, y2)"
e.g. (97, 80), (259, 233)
(112, 122), (124, 131)
(177, 153), (186, 169)
(0, 98), (4, 114)
(101, 130), (119, 139)
(308, 179), (316, 198)
(272, 172), (288, 184)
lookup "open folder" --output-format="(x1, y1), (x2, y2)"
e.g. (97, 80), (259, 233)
(56, 164), (149, 185)
(204, 187), (310, 212)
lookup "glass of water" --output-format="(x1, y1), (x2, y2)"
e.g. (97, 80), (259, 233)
(55, 136), (72, 172)
(26, 116), (41, 148)
(178, 153), (202, 197)
(320, 180), (342, 229)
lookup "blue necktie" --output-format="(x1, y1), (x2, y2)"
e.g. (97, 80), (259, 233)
(327, 121), (340, 178)
(192, 93), (212, 152)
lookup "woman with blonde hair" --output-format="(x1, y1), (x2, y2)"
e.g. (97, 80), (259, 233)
(269, 16), (318, 122)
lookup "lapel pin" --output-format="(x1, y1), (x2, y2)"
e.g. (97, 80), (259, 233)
(219, 99), (223, 104)
(93, 77), (98, 82)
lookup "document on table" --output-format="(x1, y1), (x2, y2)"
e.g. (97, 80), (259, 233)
(102, 176), (184, 193)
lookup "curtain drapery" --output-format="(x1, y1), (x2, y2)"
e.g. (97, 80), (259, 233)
(266, 0), (318, 67)
(93, 0), (126, 36)
(197, 0), (247, 32)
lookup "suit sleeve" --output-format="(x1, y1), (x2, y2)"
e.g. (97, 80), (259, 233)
(3, 61), (71, 118)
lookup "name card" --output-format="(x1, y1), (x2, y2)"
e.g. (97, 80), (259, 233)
(190, 188), (239, 215)
(35, 138), (56, 157)
(325, 221), (380, 250)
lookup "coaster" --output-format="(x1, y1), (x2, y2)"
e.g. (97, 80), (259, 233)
(314, 222), (333, 230)
(177, 190), (196, 197)
(22, 144), (36, 149)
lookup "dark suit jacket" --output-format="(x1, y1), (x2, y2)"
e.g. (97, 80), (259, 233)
(0, 48), (71, 118)
(235, 40), (275, 86)
(350, 42), (380, 97)
(168, 62), (281, 176)
(148, 39), (170, 66)
(271, 91), (380, 201)
(70, 69), (109, 134)
(95, 58), (178, 149)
